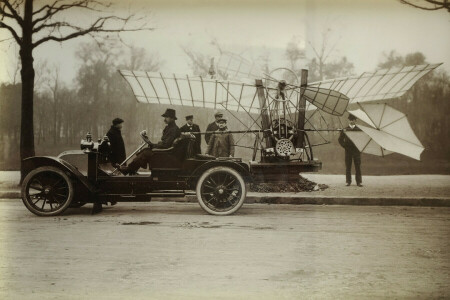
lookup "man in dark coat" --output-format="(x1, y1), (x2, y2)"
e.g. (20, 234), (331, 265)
(180, 115), (201, 154)
(120, 109), (180, 175)
(205, 111), (222, 144)
(106, 118), (126, 166)
(338, 114), (363, 187)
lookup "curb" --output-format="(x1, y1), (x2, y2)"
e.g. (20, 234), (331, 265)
(3, 191), (449, 207)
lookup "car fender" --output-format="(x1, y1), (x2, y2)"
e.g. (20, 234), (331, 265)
(22, 156), (98, 193)
(190, 160), (252, 185)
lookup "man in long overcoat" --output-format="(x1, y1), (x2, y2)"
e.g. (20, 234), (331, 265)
(120, 109), (181, 174)
(206, 117), (235, 158)
(205, 111), (222, 144)
(106, 118), (126, 165)
(180, 115), (201, 154)
(338, 114), (363, 187)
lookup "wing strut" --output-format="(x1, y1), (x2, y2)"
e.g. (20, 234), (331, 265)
(255, 79), (272, 148)
(296, 69), (308, 148)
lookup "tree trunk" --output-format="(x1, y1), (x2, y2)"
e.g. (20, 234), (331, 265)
(19, 0), (35, 182)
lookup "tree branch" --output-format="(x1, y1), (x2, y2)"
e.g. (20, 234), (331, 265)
(32, 0), (60, 16)
(32, 0), (109, 27)
(0, 4), (15, 19)
(32, 15), (153, 48)
(0, 0), (24, 25)
(33, 20), (80, 33)
(0, 20), (21, 45)
(399, 0), (449, 11)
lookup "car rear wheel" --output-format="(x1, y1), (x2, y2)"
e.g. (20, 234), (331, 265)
(196, 166), (247, 215)
(21, 166), (74, 216)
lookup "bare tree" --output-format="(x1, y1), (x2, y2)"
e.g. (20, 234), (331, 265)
(399, 0), (450, 12)
(0, 0), (152, 179)
(307, 28), (340, 81)
(285, 37), (305, 71)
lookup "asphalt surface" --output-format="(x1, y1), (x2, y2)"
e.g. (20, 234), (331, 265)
(1, 200), (449, 299)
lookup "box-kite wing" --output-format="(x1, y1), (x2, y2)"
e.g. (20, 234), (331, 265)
(120, 70), (350, 117)
(119, 70), (261, 114)
(307, 64), (441, 106)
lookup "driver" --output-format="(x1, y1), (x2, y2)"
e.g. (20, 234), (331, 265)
(119, 109), (180, 175)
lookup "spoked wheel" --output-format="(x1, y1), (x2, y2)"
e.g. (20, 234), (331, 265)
(21, 166), (74, 216)
(196, 167), (247, 215)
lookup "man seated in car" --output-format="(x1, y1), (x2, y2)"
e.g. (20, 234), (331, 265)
(120, 108), (180, 175)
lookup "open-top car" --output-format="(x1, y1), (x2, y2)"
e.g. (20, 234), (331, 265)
(21, 130), (320, 217)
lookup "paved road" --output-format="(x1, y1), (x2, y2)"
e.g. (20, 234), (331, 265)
(1, 200), (449, 299)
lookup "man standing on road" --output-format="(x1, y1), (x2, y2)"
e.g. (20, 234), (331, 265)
(180, 115), (201, 154)
(205, 111), (222, 145)
(206, 117), (235, 158)
(338, 114), (363, 187)
(106, 118), (126, 166)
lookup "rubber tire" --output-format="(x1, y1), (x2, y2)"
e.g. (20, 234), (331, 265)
(196, 166), (247, 216)
(21, 166), (74, 217)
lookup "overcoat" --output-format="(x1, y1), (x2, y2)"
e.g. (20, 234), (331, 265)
(205, 121), (219, 144)
(180, 123), (201, 154)
(106, 126), (126, 164)
(338, 126), (361, 155)
(154, 122), (181, 149)
(206, 128), (235, 157)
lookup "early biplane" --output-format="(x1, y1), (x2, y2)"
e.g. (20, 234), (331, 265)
(20, 50), (441, 216)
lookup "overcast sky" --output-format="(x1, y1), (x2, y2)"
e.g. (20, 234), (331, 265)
(0, 0), (449, 84)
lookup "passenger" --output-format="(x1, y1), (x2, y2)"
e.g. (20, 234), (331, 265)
(180, 115), (201, 154)
(339, 114), (363, 187)
(205, 111), (223, 145)
(206, 117), (235, 158)
(120, 109), (180, 175)
(106, 118), (126, 166)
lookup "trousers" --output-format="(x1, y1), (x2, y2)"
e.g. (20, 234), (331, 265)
(345, 151), (362, 184)
(128, 148), (154, 172)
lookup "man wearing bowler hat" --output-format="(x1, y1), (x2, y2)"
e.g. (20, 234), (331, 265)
(106, 118), (126, 166)
(120, 108), (180, 175)
(339, 114), (363, 187)
(180, 115), (201, 154)
(205, 111), (223, 144)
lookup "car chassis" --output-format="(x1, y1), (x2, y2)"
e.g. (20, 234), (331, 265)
(21, 131), (321, 217)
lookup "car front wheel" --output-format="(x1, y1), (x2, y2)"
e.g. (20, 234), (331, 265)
(196, 166), (247, 215)
(21, 166), (74, 216)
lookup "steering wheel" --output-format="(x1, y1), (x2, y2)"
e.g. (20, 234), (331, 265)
(140, 130), (153, 145)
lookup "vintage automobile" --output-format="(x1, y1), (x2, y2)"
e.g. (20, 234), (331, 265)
(20, 130), (321, 217)
(21, 52), (438, 217)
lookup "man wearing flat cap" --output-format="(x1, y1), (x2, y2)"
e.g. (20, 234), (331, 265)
(180, 115), (201, 154)
(339, 114), (363, 187)
(205, 111), (223, 144)
(120, 108), (180, 174)
(106, 118), (126, 165)
(207, 117), (235, 158)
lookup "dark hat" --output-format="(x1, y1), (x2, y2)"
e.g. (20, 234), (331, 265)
(112, 118), (124, 125)
(161, 108), (177, 120)
(217, 117), (227, 123)
(185, 115), (193, 120)
(214, 111), (223, 117)
(348, 114), (357, 121)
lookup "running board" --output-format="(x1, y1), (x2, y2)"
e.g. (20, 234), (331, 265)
(98, 191), (187, 202)
(146, 191), (185, 197)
